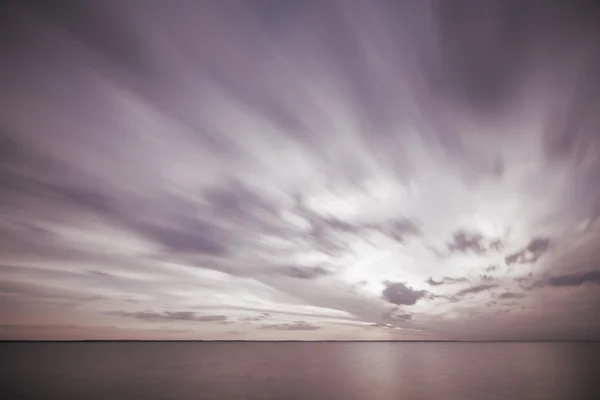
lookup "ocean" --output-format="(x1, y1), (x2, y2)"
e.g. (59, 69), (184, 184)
(2, 342), (599, 400)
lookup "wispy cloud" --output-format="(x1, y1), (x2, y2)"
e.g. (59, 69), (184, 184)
(112, 311), (228, 323)
(259, 321), (321, 331)
(2, 0), (600, 340)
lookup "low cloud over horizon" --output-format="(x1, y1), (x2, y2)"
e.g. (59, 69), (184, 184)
(2, 0), (600, 341)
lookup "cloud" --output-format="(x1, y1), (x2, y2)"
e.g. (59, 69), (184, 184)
(240, 313), (270, 322)
(133, 219), (229, 256)
(497, 292), (526, 300)
(489, 240), (504, 252)
(426, 276), (469, 286)
(0, 278), (101, 304)
(112, 311), (227, 323)
(546, 270), (600, 287)
(485, 264), (499, 272)
(382, 282), (427, 306)
(259, 321), (321, 331)
(455, 284), (499, 298)
(447, 230), (486, 254)
(276, 266), (332, 280)
(378, 219), (422, 242)
(383, 308), (414, 321)
(505, 237), (551, 265)
(0, 324), (192, 340)
(88, 270), (112, 278)
(2, 0), (600, 341)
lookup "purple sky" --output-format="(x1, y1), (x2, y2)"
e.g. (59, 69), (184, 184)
(1, 0), (600, 340)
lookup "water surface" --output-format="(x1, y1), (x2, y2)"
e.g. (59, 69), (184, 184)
(2, 342), (599, 400)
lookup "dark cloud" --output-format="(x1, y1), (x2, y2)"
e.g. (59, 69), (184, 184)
(485, 264), (499, 272)
(259, 321), (321, 331)
(382, 281), (427, 306)
(432, 0), (534, 112)
(426, 276), (469, 286)
(134, 219), (228, 256)
(276, 266), (332, 280)
(112, 311), (227, 323)
(88, 270), (112, 278)
(455, 284), (499, 298)
(19, 0), (151, 76)
(446, 231), (509, 256)
(505, 237), (551, 265)
(547, 270), (600, 287)
(447, 230), (486, 254)
(497, 292), (526, 300)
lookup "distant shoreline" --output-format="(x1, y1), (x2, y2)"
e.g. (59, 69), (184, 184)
(2, 340), (599, 343)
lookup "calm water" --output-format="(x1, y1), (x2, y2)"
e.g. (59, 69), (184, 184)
(2, 342), (600, 400)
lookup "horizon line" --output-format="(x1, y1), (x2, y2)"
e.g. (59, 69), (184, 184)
(2, 339), (600, 343)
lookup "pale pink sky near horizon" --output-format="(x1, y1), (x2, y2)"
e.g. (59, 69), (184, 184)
(1, 0), (600, 341)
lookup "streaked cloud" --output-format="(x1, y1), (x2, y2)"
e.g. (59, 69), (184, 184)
(1, 0), (600, 340)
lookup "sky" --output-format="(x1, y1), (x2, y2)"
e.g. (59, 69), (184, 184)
(1, 0), (600, 341)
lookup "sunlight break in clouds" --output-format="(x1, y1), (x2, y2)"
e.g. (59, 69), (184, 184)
(1, 0), (600, 341)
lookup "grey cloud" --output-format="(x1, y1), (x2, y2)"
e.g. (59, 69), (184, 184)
(497, 292), (526, 300)
(134, 219), (228, 256)
(431, 0), (534, 111)
(0, 279), (101, 304)
(0, 142), (231, 259)
(383, 307), (414, 321)
(112, 311), (227, 323)
(382, 281), (427, 306)
(447, 232), (506, 256)
(528, 237), (551, 254)
(259, 321), (321, 331)
(293, 197), (421, 255)
(394, 313), (413, 321)
(368, 323), (395, 330)
(202, 180), (283, 235)
(455, 284), (499, 297)
(378, 219), (421, 243)
(447, 230), (486, 254)
(515, 273), (534, 284)
(426, 276), (469, 286)
(276, 266), (332, 280)
(196, 304), (355, 323)
(505, 237), (551, 265)
(240, 313), (270, 322)
(88, 270), (112, 278)
(489, 240), (503, 252)
(485, 264), (499, 272)
(3, 0), (600, 341)
(547, 270), (600, 287)
(22, 0), (151, 77)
